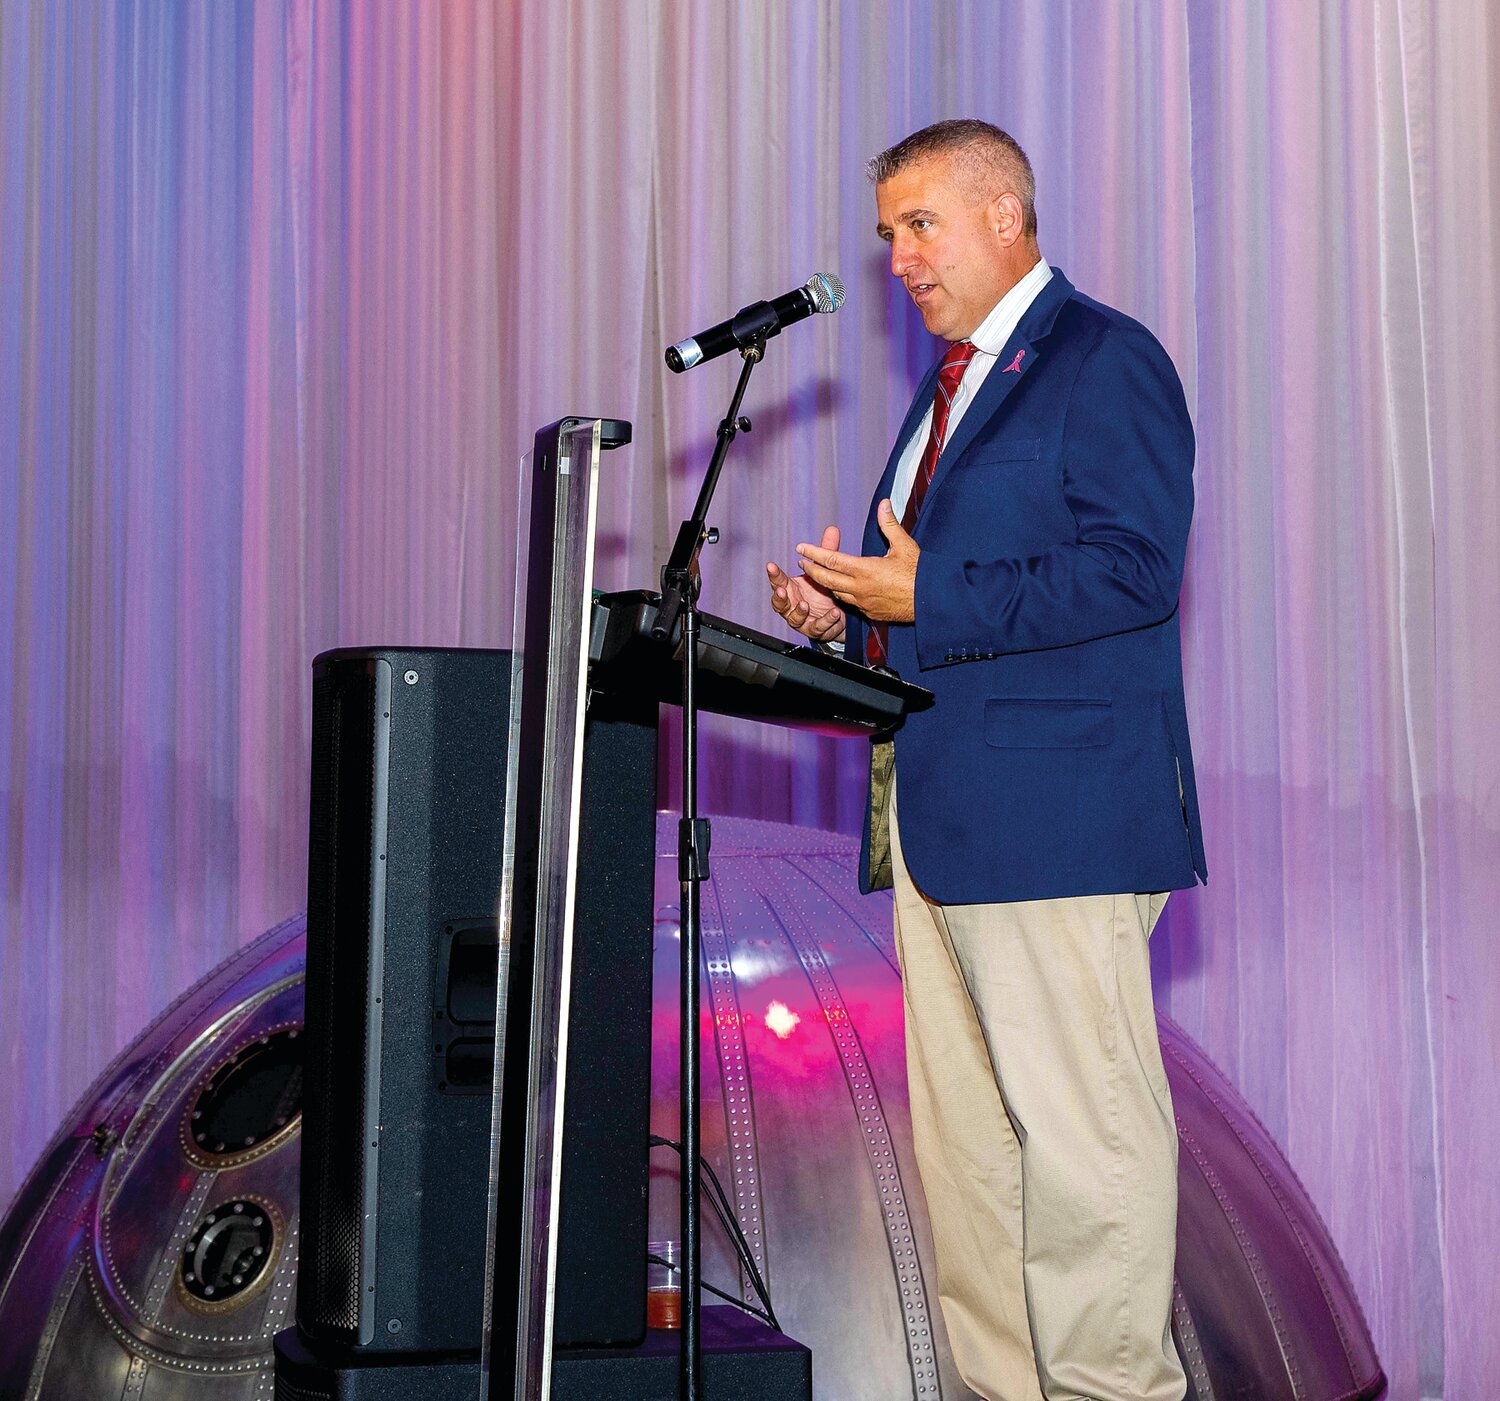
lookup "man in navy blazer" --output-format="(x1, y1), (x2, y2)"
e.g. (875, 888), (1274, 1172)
(769, 121), (1204, 1401)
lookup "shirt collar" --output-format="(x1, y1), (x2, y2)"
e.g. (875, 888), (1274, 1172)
(966, 256), (1053, 357)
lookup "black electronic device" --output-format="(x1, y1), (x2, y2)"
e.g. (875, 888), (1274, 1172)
(296, 646), (656, 1354)
(274, 1307), (812, 1400)
(664, 273), (844, 373)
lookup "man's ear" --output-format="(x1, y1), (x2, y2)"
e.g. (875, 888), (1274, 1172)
(993, 191), (1025, 247)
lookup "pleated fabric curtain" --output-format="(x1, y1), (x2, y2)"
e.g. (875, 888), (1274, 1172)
(2, 3), (1496, 1395)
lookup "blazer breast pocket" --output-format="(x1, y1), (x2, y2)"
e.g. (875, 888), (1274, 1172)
(984, 696), (1114, 749)
(965, 437), (1042, 468)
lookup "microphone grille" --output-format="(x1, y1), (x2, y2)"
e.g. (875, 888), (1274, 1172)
(805, 272), (846, 314)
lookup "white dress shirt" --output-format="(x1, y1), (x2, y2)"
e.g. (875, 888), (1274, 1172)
(888, 257), (1053, 519)
(818, 257), (1054, 655)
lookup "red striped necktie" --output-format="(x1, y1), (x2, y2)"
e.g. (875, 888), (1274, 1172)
(866, 338), (978, 667)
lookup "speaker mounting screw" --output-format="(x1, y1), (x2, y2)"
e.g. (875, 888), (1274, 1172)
(387, 1318), (403, 1334)
(404, 670), (419, 685)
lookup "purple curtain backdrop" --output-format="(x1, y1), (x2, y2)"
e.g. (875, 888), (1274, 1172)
(2, 3), (1497, 1396)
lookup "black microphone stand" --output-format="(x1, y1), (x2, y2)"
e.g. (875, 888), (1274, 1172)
(652, 334), (766, 1401)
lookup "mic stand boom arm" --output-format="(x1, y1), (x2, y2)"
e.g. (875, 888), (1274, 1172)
(651, 333), (766, 1401)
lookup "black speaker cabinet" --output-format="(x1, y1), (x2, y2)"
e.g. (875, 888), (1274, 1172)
(297, 646), (656, 1354)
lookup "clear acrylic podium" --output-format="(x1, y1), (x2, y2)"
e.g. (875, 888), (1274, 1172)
(480, 415), (931, 1401)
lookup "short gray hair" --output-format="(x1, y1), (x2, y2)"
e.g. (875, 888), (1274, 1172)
(868, 119), (1037, 238)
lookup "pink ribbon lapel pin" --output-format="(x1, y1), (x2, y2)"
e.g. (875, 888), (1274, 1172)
(1002, 348), (1026, 373)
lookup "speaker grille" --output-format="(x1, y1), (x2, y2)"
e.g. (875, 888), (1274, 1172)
(274, 1375), (334, 1401)
(298, 665), (378, 1339)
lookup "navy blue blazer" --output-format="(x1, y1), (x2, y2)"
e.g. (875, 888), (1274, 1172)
(849, 269), (1208, 903)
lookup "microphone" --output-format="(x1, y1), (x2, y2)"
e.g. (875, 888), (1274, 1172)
(665, 272), (845, 373)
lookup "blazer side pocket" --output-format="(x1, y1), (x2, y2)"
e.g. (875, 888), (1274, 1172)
(983, 696), (1114, 749)
(965, 436), (1042, 467)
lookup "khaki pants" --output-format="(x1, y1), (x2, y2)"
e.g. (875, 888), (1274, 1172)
(890, 783), (1185, 1401)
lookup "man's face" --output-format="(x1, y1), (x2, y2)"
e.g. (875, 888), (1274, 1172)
(876, 154), (1009, 342)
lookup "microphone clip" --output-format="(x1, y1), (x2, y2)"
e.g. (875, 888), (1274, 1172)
(727, 303), (778, 354)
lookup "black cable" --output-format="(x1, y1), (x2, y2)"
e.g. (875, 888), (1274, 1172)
(697, 1157), (780, 1333)
(649, 1134), (780, 1331)
(699, 1177), (772, 1322)
(652, 1135), (763, 1305)
(650, 1135), (773, 1324)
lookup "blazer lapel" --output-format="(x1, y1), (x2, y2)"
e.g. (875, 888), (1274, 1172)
(917, 269), (1076, 522)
